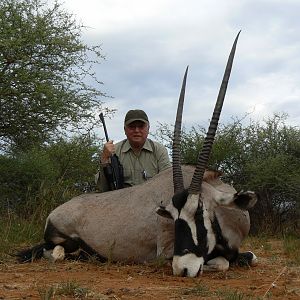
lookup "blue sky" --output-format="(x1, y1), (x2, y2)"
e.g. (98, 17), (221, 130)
(62, 0), (300, 142)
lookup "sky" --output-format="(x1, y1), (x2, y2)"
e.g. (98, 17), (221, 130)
(61, 0), (300, 142)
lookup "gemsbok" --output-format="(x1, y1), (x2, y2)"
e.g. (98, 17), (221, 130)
(17, 32), (258, 277)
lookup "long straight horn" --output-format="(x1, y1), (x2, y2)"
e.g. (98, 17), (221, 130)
(173, 66), (189, 194)
(188, 31), (240, 195)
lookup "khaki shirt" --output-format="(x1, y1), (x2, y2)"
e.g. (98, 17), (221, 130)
(96, 139), (171, 192)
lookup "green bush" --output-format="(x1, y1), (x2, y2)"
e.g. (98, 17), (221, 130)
(155, 113), (300, 235)
(0, 135), (101, 219)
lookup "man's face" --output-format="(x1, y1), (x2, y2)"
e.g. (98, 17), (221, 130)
(125, 121), (149, 147)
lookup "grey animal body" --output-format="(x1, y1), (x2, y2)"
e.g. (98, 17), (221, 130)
(19, 165), (251, 264)
(46, 166), (183, 262)
(48, 166), (196, 262)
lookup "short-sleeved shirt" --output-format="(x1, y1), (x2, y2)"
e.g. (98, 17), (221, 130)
(96, 138), (171, 192)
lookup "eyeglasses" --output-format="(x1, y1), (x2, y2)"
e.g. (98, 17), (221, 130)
(126, 123), (147, 130)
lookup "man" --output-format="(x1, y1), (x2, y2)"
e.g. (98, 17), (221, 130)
(96, 109), (171, 192)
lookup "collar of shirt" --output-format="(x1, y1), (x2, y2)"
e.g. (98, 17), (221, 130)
(121, 139), (153, 153)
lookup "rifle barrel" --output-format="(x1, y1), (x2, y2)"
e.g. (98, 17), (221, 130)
(99, 113), (109, 142)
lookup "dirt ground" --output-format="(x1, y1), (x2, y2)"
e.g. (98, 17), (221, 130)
(0, 239), (299, 299)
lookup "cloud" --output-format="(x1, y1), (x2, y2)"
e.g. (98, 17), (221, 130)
(61, 0), (300, 141)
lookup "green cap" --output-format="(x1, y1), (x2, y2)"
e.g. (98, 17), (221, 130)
(124, 109), (149, 125)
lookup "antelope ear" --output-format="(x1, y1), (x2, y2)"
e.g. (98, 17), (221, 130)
(156, 206), (173, 219)
(234, 191), (258, 210)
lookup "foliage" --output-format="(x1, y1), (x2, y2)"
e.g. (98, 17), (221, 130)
(38, 281), (92, 299)
(181, 283), (253, 299)
(0, 212), (43, 261)
(181, 283), (210, 297)
(283, 234), (300, 265)
(0, 135), (100, 219)
(0, 0), (108, 153)
(155, 113), (300, 234)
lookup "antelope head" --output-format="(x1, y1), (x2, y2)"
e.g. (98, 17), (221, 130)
(156, 32), (255, 277)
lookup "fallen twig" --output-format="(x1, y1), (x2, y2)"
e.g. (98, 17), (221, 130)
(263, 266), (287, 299)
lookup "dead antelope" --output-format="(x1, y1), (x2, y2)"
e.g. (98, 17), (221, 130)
(17, 32), (258, 277)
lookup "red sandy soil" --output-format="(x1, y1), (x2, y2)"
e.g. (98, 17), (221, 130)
(0, 239), (299, 299)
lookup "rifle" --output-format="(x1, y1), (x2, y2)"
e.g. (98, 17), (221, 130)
(99, 113), (124, 190)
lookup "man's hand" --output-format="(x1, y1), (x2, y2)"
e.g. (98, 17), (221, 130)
(101, 140), (115, 163)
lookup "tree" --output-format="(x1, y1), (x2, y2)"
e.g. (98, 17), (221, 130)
(155, 113), (300, 234)
(0, 135), (100, 218)
(240, 114), (300, 234)
(0, 0), (108, 152)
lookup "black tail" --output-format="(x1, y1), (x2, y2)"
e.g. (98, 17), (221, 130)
(15, 242), (54, 263)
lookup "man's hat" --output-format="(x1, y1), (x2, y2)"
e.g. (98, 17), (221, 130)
(124, 110), (149, 126)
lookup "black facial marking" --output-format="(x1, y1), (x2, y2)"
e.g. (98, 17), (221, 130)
(174, 219), (202, 256)
(195, 206), (209, 259)
(173, 202), (209, 259)
(172, 189), (189, 213)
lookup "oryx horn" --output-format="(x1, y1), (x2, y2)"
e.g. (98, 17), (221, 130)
(173, 66), (189, 194)
(188, 31), (241, 195)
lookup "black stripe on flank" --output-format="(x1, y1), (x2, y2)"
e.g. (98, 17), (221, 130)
(66, 238), (107, 262)
(16, 220), (107, 263)
(45, 220), (107, 262)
